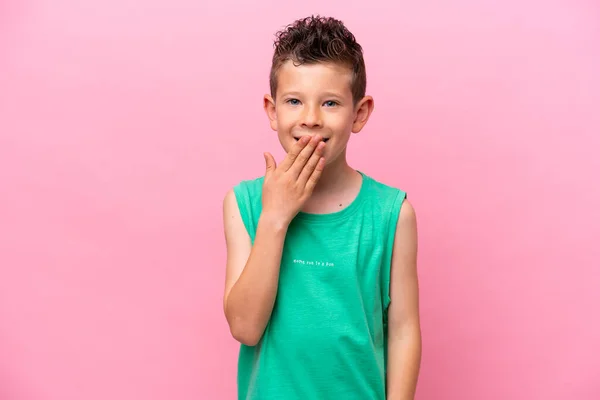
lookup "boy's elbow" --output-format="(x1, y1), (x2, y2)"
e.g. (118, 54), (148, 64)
(229, 323), (262, 346)
(224, 298), (265, 346)
(226, 312), (263, 346)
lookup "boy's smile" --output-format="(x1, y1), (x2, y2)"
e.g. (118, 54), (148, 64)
(264, 60), (373, 166)
(294, 137), (329, 142)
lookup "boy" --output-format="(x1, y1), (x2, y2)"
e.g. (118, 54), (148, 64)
(222, 15), (421, 399)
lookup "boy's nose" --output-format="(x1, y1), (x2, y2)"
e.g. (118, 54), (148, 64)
(300, 105), (322, 128)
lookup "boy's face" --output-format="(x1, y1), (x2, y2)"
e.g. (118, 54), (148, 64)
(264, 60), (373, 166)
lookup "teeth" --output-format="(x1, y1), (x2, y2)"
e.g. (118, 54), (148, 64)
(295, 137), (329, 142)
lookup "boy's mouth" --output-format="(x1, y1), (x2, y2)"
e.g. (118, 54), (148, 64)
(295, 137), (329, 143)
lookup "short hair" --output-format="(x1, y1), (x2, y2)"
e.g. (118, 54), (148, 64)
(269, 15), (367, 105)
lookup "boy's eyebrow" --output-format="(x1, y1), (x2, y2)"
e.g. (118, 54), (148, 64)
(321, 91), (345, 98)
(279, 91), (302, 97)
(280, 91), (346, 98)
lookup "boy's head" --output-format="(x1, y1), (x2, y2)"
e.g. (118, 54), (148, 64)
(269, 16), (366, 106)
(264, 16), (374, 166)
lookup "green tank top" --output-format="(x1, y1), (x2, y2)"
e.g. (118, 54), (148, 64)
(232, 171), (406, 400)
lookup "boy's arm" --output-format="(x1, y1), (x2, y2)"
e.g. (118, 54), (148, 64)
(222, 135), (326, 347)
(222, 189), (288, 346)
(386, 199), (422, 400)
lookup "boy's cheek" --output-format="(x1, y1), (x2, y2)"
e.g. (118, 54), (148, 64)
(276, 133), (295, 152)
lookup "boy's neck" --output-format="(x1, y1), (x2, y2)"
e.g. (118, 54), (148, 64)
(313, 160), (357, 194)
(301, 152), (363, 214)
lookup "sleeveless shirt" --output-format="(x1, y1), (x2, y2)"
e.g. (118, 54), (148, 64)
(232, 171), (406, 399)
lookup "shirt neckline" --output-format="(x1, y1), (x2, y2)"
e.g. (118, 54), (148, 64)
(292, 170), (369, 224)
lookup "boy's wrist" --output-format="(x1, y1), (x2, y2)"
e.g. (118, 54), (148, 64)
(258, 212), (291, 234)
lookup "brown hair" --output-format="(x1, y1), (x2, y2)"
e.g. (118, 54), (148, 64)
(269, 15), (367, 106)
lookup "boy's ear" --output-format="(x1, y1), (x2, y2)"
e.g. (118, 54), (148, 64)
(352, 95), (374, 133)
(263, 94), (278, 131)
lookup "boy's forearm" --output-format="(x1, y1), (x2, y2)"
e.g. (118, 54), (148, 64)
(225, 213), (288, 346)
(386, 324), (422, 400)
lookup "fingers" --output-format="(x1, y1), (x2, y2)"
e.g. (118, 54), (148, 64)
(278, 136), (310, 171)
(264, 152), (276, 176)
(288, 135), (322, 177)
(304, 156), (326, 194)
(297, 140), (326, 186)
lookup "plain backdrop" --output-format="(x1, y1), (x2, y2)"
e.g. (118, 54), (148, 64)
(1, 0), (599, 399)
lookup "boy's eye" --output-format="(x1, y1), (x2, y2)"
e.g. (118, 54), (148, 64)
(287, 99), (300, 105)
(324, 101), (338, 107)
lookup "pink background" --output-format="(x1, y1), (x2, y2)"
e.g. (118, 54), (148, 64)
(1, 0), (599, 399)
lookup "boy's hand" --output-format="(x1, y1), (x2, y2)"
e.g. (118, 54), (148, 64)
(262, 135), (326, 226)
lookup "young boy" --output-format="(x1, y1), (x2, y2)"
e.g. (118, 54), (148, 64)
(222, 15), (421, 399)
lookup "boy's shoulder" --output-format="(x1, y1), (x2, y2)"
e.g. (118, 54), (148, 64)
(235, 175), (265, 186)
(360, 171), (407, 201)
(231, 175), (265, 199)
(226, 175), (266, 243)
(228, 175), (265, 214)
(362, 171), (415, 229)
(361, 171), (413, 226)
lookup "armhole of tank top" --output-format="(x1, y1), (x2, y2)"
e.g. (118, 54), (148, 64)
(382, 189), (407, 317)
(232, 181), (255, 244)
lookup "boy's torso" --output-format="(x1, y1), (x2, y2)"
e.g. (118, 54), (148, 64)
(233, 172), (406, 400)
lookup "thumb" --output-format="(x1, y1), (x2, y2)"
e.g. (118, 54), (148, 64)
(264, 152), (276, 175)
